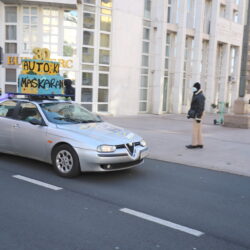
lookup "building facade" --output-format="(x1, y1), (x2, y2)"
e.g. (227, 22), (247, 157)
(0, 0), (246, 115)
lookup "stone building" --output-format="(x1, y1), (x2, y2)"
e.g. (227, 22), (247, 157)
(0, 0), (246, 115)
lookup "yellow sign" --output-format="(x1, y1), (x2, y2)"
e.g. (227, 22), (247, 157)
(21, 60), (59, 75)
(6, 47), (74, 70)
(32, 48), (51, 60)
(18, 48), (64, 95)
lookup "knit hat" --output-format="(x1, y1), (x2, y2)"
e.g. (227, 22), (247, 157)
(193, 82), (201, 90)
(64, 79), (72, 88)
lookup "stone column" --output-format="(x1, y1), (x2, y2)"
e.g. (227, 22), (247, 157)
(150, 0), (167, 114)
(226, 0), (234, 21)
(218, 43), (230, 103)
(231, 45), (242, 103)
(191, 0), (205, 84)
(206, 0), (220, 111)
(238, 0), (245, 25)
(224, 0), (250, 128)
(172, 0), (187, 113)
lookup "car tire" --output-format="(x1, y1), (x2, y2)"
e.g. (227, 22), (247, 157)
(52, 144), (81, 178)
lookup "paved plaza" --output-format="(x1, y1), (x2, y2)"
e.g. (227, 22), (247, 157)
(104, 113), (250, 177)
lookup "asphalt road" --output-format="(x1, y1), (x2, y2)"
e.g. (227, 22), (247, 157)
(0, 154), (250, 250)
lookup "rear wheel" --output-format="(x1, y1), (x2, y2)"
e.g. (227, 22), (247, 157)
(52, 144), (81, 178)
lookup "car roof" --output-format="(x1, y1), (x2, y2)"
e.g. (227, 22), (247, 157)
(4, 98), (71, 105)
(1, 93), (73, 105)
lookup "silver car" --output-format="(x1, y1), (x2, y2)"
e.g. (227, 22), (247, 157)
(0, 97), (149, 177)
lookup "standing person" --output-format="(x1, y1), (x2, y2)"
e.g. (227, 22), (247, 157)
(64, 79), (75, 101)
(186, 82), (205, 149)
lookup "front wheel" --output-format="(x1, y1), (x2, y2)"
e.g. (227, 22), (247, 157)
(52, 144), (81, 178)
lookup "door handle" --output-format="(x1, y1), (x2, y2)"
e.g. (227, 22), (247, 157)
(13, 124), (20, 128)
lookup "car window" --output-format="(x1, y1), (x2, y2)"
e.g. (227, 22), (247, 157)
(0, 100), (17, 118)
(40, 102), (102, 124)
(17, 102), (43, 123)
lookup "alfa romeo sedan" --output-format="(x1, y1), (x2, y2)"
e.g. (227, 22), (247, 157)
(0, 97), (148, 177)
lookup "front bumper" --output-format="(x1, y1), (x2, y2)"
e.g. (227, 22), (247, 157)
(74, 146), (149, 172)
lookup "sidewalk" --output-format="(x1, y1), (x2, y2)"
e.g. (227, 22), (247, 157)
(103, 113), (250, 177)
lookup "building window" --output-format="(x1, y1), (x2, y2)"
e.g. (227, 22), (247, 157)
(6, 69), (16, 82)
(201, 40), (209, 94)
(100, 15), (111, 31)
(144, 0), (151, 19)
(64, 10), (77, 27)
(186, 0), (195, 29)
(233, 10), (239, 23)
(42, 8), (59, 56)
(83, 31), (94, 46)
(167, 0), (172, 23)
(220, 4), (226, 18)
(230, 47), (237, 76)
(215, 43), (224, 104)
(22, 7), (39, 54)
(101, 0), (112, 8)
(139, 11), (151, 112)
(99, 73), (108, 86)
(182, 36), (194, 106)
(63, 10), (77, 57)
(162, 33), (171, 112)
(6, 25), (16, 40)
(5, 6), (17, 55)
(5, 85), (17, 93)
(83, 13), (95, 29)
(5, 43), (17, 53)
(84, 0), (96, 4)
(81, 88), (93, 102)
(4, 6), (18, 91)
(167, 0), (179, 24)
(81, 0), (112, 112)
(99, 49), (110, 64)
(203, 0), (211, 34)
(82, 72), (93, 86)
(5, 6), (17, 22)
(100, 33), (110, 47)
(82, 47), (94, 63)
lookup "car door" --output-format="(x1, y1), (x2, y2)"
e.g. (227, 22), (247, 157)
(0, 100), (18, 153)
(12, 101), (48, 161)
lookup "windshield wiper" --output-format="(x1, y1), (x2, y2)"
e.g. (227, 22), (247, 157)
(54, 117), (81, 123)
(54, 117), (102, 123)
(79, 120), (102, 123)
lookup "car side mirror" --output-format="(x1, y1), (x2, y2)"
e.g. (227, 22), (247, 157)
(96, 115), (102, 121)
(29, 118), (43, 126)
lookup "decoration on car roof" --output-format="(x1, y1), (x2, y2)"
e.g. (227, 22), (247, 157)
(18, 48), (64, 95)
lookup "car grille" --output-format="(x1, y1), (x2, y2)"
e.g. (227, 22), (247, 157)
(116, 142), (140, 149)
(100, 159), (143, 170)
(126, 143), (135, 155)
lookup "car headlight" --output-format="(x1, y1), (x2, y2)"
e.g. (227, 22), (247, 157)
(97, 145), (116, 153)
(140, 140), (147, 147)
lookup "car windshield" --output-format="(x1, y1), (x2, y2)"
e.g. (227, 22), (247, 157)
(40, 102), (102, 124)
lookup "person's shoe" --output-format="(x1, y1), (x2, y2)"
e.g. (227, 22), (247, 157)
(197, 145), (204, 148)
(185, 145), (198, 149)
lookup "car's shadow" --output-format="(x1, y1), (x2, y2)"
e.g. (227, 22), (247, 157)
(0, 153), (144, 183)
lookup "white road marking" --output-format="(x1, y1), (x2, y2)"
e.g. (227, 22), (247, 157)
(13, 175), (62, 191)
(120, 208), (204, 237)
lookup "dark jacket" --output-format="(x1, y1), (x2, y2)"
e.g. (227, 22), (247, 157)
(64, 85), (75, 101)
(189, 90), (205, 119)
